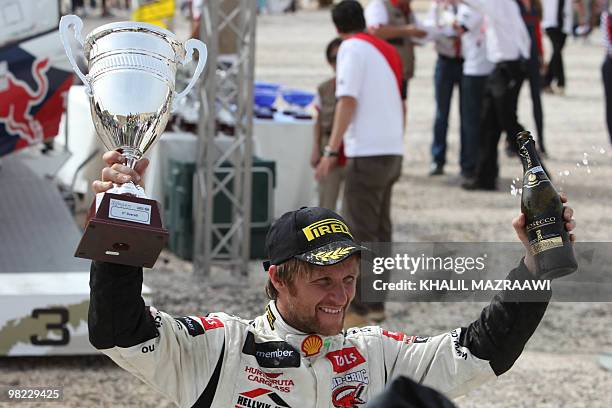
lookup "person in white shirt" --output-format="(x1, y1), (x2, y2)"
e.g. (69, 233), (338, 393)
(454, 4), (494, 181)
(424, 0), (464, 176)
(460, 0), (531, 191)
(315, 0), (404, 324)
(364, 0), (427, 100)
(191, 0), (203, 39)
(542, 0), (573, 93)
(520, 0), (547, 154)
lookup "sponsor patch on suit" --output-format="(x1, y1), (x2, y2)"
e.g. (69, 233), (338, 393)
(242, 332), (300, 368)
(175, 316), (205, 337)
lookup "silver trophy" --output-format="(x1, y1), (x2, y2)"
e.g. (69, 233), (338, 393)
(59, 15), (207, 267)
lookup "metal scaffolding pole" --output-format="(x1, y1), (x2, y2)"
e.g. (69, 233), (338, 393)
(193, 0), (255, 277)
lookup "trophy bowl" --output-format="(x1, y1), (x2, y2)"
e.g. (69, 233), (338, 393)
(281, 89), (314, 119)
(59, 15), (207, 267)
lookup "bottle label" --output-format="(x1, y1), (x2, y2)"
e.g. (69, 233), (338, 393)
(526, 217), (564, 255)
(525, 217), (556, 232)
(523, 167), (549, 189)
(529, 236), (564, 255)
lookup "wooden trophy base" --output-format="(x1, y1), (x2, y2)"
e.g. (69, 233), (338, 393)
(75, 193), (168, 268)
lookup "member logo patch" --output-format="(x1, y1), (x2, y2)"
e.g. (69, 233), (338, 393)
(236, 387), (291, 408)
(301, 335), (323, 357)
(242, 332), (301, 368)
(326, 347), (365, 373)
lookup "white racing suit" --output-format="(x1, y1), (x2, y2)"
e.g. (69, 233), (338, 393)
(88, 260), (551, 408)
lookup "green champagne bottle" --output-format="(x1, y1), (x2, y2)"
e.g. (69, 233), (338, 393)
(517, 131), (577, 279)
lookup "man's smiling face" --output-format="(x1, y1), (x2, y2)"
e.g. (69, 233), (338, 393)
(273, 256), (359, 336)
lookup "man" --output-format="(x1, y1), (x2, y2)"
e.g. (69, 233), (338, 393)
(455, 3), (494, 182)
(315, 0), (404, 323)
(521, 0), (546, 154)
(364, 0), (427, 101)
(460, 0), (531, 191)
(424, 0), (464, 176)
(90, 149), (576, 407)
(191, 0), (203, 38)
(542, 0), (573, 94)
(311, 38), (346, 211)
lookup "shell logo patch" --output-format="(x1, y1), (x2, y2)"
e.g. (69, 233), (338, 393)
(301, 335), (323, 357)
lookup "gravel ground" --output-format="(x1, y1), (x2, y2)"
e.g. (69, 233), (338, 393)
(2, 6), (611, 408)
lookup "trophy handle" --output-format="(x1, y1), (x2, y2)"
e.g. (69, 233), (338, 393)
(59, 15), (93, 97)
(173, 39), (208, 111)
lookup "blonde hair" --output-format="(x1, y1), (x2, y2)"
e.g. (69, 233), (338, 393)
(265, 255), (361, 299)
(265, 258), (314, 300)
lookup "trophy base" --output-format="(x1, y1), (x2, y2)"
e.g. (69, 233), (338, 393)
(75, 193), (168, 268)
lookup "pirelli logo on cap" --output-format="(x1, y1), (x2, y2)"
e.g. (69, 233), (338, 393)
(302, 218), (353, 242)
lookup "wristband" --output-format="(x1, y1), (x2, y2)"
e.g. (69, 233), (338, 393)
(323, 145), (339, 157)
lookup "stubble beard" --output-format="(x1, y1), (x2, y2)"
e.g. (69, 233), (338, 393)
(285, 299), (321, 334)
(286, 299), (345, 336)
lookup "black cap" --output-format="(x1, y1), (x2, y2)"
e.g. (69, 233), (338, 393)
(263, 207), (368, 271)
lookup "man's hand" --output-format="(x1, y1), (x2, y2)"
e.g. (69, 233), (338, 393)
(512, 193), (576, 275)
(318, 96), (355, 181)
(92, 150), (149, 194)
(315, 155), (337, 181)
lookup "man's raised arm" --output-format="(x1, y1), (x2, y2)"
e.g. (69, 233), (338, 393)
(87, 151), (226, 407)
(88, 261), (157, 349)
(382, 196), (576, 397)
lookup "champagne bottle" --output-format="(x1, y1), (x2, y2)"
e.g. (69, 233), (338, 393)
(517, 131), (577, 279)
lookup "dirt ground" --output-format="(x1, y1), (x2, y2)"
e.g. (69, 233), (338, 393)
(1, 5), (611, 408)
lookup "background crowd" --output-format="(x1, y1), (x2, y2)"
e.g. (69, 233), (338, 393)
(309, 0), (612, 325)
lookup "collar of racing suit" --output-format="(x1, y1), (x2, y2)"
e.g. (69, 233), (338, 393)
(263, 301), (346, 359)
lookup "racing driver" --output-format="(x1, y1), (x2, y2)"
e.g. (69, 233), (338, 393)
(89, 150), (577, 407)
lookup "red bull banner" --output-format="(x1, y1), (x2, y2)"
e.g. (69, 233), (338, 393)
(0, 30), (74, 157)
